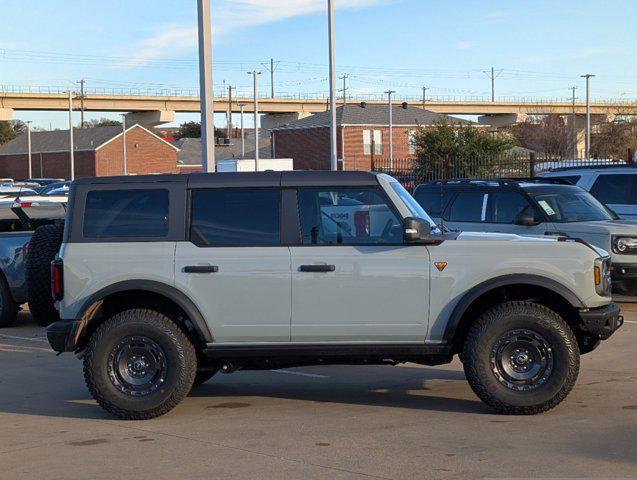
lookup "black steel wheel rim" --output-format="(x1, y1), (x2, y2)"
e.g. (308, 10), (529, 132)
(490, 329), (554, 391)
(108, 336), (167, 397)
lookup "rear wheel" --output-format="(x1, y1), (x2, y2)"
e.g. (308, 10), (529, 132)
(463, 301), (579, 415)
(0, 274), (18, 328)
(26, 224), (64, 327)
(83, 309), (197, 420)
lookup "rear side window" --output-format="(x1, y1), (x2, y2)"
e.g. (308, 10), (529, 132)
(590, 175), (637, 204)
(190, 188), (280, 246)
(487, 191), (537, 224)
(446, 192), (487, 222)
(413, 188), (454, 216)
(83, 189), (169, 238)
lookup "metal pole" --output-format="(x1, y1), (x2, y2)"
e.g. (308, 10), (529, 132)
(339, 73), (348, 105)
(121, 114), (127, 175)
(491, 67), (495, 102)
(327, 0), (338, 171)
(422, 86), (428, 109)
(197, 0), (215, 172)
(271, 58), (275, 99)
(249, 70), (262, 171)
(68, 91), (75, 180)
(26, 121), (32, 179)
(571, 86), (577, 114)
(227, 85), (233, 135)
(239, 104), (245, 158)
(386, 90), (395, 169)
(78, 79), (85, 128)
(581, 74), (595, 159)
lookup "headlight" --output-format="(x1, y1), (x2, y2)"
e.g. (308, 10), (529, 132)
(594, 257), (612, 296)
(612, 236), (637, 254)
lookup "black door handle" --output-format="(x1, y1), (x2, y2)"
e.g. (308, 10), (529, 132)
(184, 265), (219, 273)
(299, 264), (335, 273)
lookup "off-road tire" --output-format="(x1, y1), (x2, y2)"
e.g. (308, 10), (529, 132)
(26, 224), (64, 327)
(192, 370), (218, 389)
(83, 309), (197, 420)
(463, 301), (580, 415)
(0, 273), (19, 328)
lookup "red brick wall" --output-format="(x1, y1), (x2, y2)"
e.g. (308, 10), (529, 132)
(272, 125), (416, 171)
(343, 126), (417, 171)
(272, 127), (342, 170)
(0, 151), (95, 180)
(96, 126), (178, 176)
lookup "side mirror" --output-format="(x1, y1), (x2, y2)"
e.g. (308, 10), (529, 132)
(403, 217), (442, 244)
(515, 213), (540, 227)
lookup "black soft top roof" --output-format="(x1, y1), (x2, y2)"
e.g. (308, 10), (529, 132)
(72, 171), (381, 188)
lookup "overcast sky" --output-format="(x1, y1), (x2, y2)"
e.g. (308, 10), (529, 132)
(2, 0), (636, 129)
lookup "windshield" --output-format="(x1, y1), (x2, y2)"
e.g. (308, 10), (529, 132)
(531, 190), (614, 223)
(389, 182), (440, 232)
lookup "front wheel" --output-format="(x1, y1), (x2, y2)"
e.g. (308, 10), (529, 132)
(463, 301), (580, 415)
(83, 309), (197, 420)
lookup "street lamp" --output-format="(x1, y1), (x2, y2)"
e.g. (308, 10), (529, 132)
(581, 74), (595, 160)
(197, 0), (215, 172)
(238, 103), (246, 158)
(25, 121), (32, 179)
(327, 0), (337, 171)
(68, 90), (75, 180)
(248, 71), (262, 171)
(385, 90), (396, 169)
(121, 114), (127, 175)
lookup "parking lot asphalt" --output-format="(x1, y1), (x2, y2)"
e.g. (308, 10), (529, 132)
(0, 307), (635, 480)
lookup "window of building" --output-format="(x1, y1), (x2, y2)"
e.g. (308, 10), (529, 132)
(363, 130), (382, 155)
(190, 188), (280, 246)
(83, 189), (169, 238)
(298, 187), (402, 245)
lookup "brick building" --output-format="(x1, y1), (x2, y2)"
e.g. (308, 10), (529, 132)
(0, 124), (179, 179)
(270, 103), (471, 171)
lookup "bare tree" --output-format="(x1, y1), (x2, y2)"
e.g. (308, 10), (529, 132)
(510, 115), (574, 158)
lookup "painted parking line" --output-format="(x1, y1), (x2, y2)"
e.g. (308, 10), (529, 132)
(624, 320), (637, 324)
(270, 369), (329, 379)
(0, 333), (48, 343)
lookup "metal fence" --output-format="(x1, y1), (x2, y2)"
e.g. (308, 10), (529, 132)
(372, 155), (634, 192)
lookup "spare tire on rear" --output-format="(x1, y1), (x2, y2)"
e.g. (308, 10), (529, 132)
(26, 224), (64, 327)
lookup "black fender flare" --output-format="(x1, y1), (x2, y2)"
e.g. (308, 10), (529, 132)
(75, 280), (213, 343)
(442, 274), (585, 342)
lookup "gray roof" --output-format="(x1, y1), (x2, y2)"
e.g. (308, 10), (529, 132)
(175, 133), (272, 166)
(270, 103), (472, 131)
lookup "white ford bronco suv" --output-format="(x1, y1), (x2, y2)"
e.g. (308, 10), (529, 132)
(46, 171), (622, 419)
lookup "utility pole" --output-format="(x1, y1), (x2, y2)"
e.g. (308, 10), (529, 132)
(26, 121), (32, 178)
(570, 86), (578, 114)
(581, 74), (595, 160)
(197, 0), (215, 172)
(483, 67), (502, 102)
(385, 90), (396, 169)
(121, 114), (127, 175)
(339, 73), (348, 105)
(248, 70), (262, 171)
(77, 79), (86, 128)
(68, 91), (75, 180)
(327, 0), (338, 171)
(262, 58), (280, 99)
(227, 85), (234, 135)
(422, 86), (429, 109)
(238, 103), (246, 158)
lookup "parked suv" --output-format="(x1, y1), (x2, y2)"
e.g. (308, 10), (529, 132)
(414, 179), (637, 296)
(538, 165), (637, 220)
(46, 172), (621, 419)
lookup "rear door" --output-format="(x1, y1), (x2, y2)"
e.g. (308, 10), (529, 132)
(481, 190), (549, 236)
(589, 173), (637, 219)
(442, 189), (488, 232)
(289, 186), (430, 343)
(174, 187), (291, 343)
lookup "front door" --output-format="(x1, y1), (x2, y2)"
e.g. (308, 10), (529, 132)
(174, 187), (291, 344)
(290, 186), (430, 343)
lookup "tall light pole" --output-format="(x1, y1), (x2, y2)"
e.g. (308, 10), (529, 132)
(385, 90), (396, 169)
(197, 0), (215, 172)
(422, 86), (428, 110)
(68, 91), (75, 180)
(120, 114), (127, 175)
(26, 121), (32, 179)
(238, 103), (246, 158)
(581, 74), (595, 159)
(327, 0), (338, 171)
(248, 70), (262, 171)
